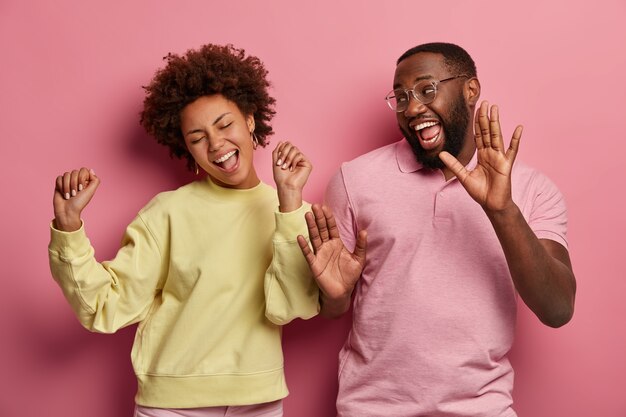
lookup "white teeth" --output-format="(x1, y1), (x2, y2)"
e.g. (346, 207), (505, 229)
(414, 121), (438, 131)
(213, 150), (236, 163)
(422, 133), (440, 144)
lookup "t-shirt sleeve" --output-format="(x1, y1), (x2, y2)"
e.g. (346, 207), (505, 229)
(527, 172), (568, 250)
(325, 167), (358, 252)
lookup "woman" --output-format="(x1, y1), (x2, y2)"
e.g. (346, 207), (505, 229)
(48, 44), (319, 417)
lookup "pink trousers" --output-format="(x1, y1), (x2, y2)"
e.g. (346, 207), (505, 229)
(134, 400), (283, 417)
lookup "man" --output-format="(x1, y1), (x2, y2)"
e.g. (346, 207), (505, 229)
(297, 43), (576, 416)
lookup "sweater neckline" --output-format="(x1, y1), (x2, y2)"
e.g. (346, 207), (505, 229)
(202, 177), (271, 201)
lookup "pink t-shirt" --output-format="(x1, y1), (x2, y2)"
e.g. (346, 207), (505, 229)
(326, 139), (567, 417)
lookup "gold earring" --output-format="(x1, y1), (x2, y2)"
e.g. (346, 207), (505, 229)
(251, 132), (259, 150)
(195, 162), (199, 175)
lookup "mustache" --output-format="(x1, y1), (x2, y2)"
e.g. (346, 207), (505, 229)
(407, 115), (440, 124)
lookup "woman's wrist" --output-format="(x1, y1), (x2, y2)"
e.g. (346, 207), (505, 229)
(53, 213), (82, 232)
(277, 188), (303, 213)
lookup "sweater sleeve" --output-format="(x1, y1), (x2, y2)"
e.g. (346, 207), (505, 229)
(48, 214), (167, 334)
(264, 203), (320, 325)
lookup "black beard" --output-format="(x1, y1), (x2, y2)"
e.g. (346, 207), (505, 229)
(401, 95), (470, 170)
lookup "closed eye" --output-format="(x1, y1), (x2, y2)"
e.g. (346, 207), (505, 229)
(190, 136), (206, 145)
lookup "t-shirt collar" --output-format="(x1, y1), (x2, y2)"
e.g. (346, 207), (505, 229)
(395, 138), (478, 174)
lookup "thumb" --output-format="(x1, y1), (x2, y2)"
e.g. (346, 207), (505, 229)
(297, 235), (316, 268)
(353, 230), (367, 263)
(439, 151), (469, 183)
(86, 169), (100, 189)
(76, 169), (101, 207)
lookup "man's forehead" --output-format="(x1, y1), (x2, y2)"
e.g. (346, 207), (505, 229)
(393, 52), (445, 84)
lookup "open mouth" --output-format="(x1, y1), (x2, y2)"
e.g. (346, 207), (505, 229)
(414, 121), (442, 149)
(213, 150), (239, 171)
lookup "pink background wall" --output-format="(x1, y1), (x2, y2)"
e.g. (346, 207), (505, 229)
(1, 1), (624, 415)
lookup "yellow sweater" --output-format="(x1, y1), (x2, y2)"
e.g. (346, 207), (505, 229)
(48, 179), (319, 407)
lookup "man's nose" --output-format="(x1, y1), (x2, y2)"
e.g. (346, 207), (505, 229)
(403, 95), (427, 118)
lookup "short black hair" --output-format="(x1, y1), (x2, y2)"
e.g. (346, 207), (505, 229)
(397, 42), (477, 78)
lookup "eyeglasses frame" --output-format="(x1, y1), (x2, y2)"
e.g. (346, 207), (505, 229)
(385, 75), (469, 112)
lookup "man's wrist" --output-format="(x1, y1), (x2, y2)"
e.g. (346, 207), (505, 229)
(485, 200), (519, 220)
(320, 291), (352, 317)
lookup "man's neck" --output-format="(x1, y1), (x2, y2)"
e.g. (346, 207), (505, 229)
(441, 134), (476, 181)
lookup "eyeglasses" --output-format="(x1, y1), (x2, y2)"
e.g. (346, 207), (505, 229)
(385, 75), (468, 112)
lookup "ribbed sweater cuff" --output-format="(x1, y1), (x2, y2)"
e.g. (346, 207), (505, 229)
(48, 220), (92, 258)
(273, 203), (311, 243)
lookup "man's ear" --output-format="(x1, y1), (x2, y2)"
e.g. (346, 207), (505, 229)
(465, 77), (481, 107)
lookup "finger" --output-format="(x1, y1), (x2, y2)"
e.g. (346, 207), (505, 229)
(272, 141), (284, 165)
(322, 205), (340, 239)
(312, 204), (330, 242)
(474, 107), (484, 150)
(297, 235), (316, 267)
(53, 176), (64, 207)
(75, 169), (101, 204)
(353, 230), (367, 263)
(478, 101), (491, 148)
(294, 154), (313, 173)
(489, 105), (504, 152)
(305, 211), (323, 253)
(276, 141), (293, 166)
(85, 168), (100, 190)
(77, 167), (90, 192)
(69, 170), (80, 197)
(62, 172), (72, 200)
(54, 175), (66, 203)
(287, 153), (305, 171)
(280, 145), (300, 170)
(55, 175), (64, 194)
(506, 125), (523, 164)
(439, 151), (470, 184)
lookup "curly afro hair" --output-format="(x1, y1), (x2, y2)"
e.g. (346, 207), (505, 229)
(140, 44), (276, 171)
